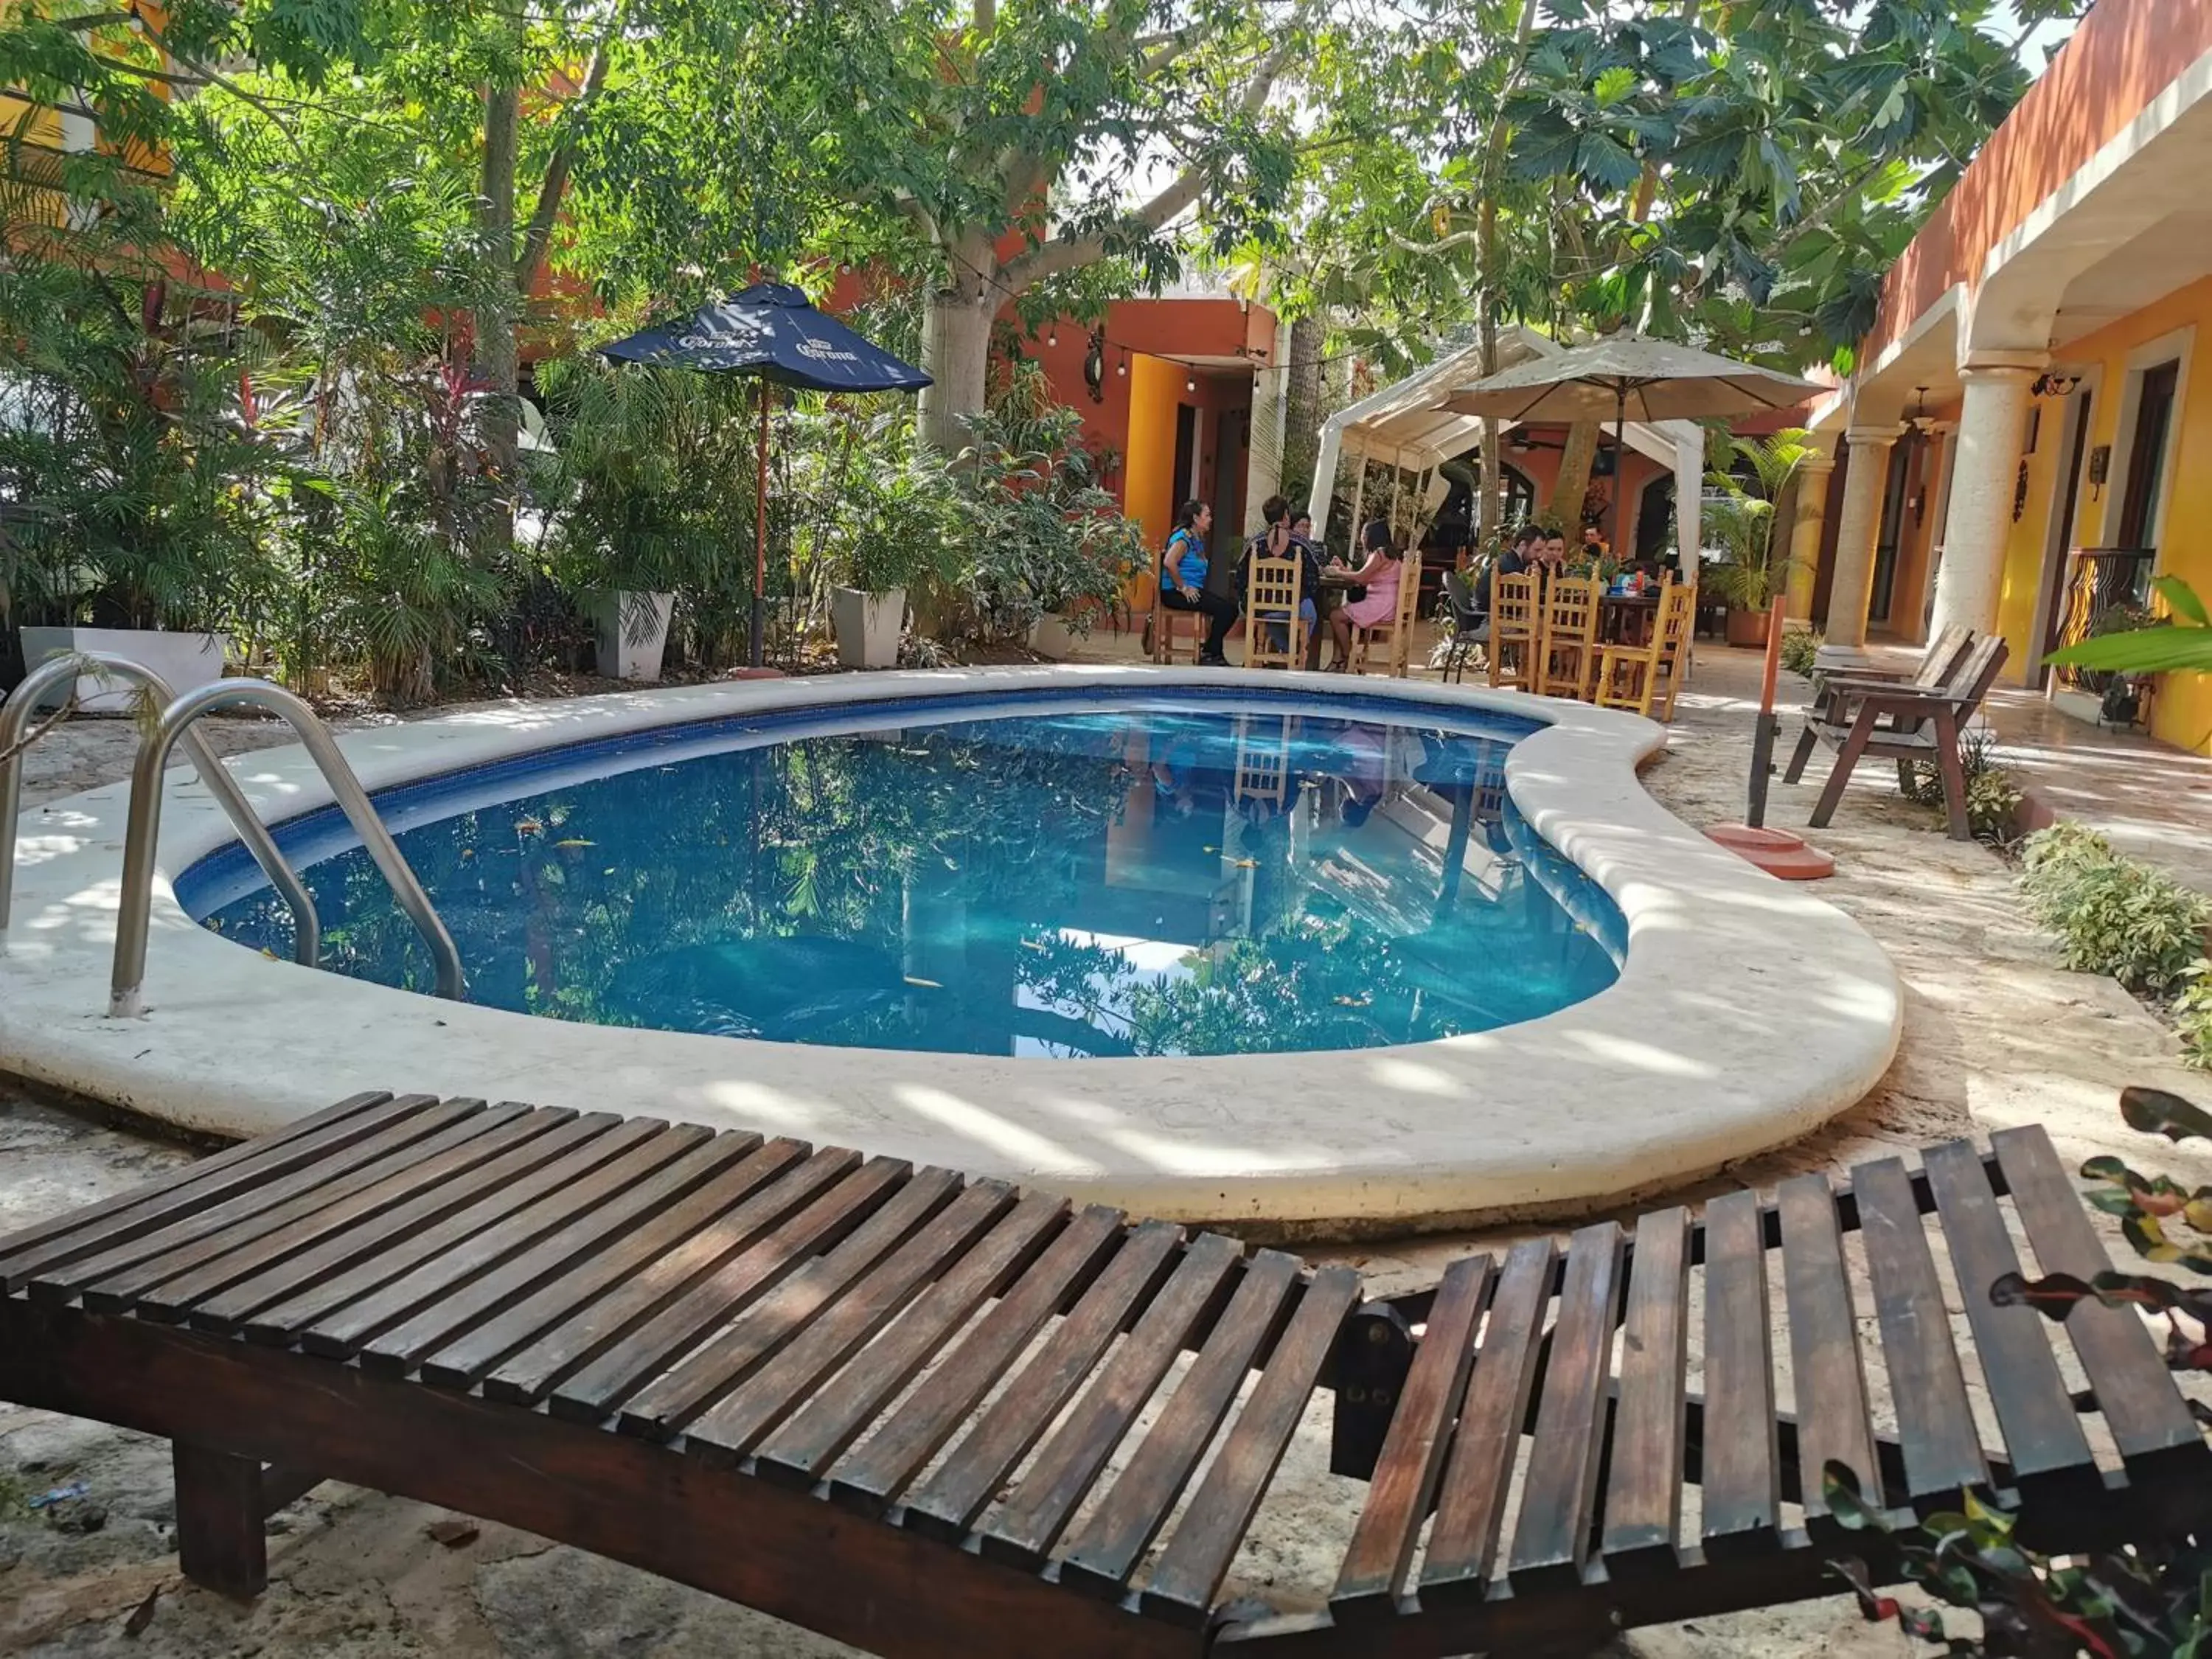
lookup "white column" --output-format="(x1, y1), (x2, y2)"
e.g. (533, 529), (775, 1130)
(1306, 419), (1344, 529)
(1785, 453), (1834, 623)
(1827, 424), (1902, 647)
(1672, 425), (1704, 572)
(1930, 361), (2040, 642)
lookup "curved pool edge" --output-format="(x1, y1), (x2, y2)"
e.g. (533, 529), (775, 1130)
(0, 666), (1902, 1235)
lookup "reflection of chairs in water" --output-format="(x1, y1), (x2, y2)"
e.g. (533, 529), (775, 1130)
(1232, 715), (1294, 813)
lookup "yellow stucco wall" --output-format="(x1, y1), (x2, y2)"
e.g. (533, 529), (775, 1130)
(1994, 275), (2212, 754)
(1119, 354), (1183, 609)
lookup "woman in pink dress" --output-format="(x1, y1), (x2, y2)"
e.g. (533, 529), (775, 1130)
(1327, 519), (1404, 669)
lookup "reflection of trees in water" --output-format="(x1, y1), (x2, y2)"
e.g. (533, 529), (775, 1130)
(203, 709), (1616, 1057)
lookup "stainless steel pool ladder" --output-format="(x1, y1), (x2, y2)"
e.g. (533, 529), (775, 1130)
(1, 654), (321, 962)
(106, 678), (465, 1017)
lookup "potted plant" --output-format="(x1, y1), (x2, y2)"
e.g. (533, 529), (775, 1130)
(1703, 430), (1814, 648)
(833, 455), (957, 669)
(953, 393), (1145, 653)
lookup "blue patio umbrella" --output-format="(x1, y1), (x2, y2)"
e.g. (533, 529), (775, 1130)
(599, 282), (932, 665)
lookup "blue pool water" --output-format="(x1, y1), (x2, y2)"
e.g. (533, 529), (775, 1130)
(179, 692), (1624, 1059)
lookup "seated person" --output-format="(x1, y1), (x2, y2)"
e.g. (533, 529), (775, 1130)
(1236, 493), (1326, 667)
(1472, 523), (1539, 613)
(1155, 498), (1237, 664)
(1327, 519), (1408, 669)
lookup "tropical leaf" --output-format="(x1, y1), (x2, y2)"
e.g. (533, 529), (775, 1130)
(2121, 1085), (2212, 1144)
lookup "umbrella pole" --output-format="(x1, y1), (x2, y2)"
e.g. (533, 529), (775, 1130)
(1610, 384), (1627, 565)
(751, 380), (769, 668)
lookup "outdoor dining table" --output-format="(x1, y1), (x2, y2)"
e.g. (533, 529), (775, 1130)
(1599, 590), (1662, 647)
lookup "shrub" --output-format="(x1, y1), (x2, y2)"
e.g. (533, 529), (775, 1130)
(1902, 726), (2021, 843)
(1830, 1085), (2212, 1656)
(1780, 627), (1823, 678)
(2178, 963), (2212, 1072)
(2018, 823), (2212, 996)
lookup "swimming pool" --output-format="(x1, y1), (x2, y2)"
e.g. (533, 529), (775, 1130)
(178, 695), (1623, 1060)
(1, 667), (1903, 1231)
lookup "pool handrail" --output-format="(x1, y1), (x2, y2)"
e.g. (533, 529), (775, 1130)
(1, 653), (320, 967)
(108, 678), (464, 1018)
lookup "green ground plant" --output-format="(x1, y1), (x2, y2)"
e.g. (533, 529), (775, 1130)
(1780, 628), (1823, 678)
(2019, 824), (2212, 997)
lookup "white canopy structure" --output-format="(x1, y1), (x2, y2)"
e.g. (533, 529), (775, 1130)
(1305, 325), (1705, 565)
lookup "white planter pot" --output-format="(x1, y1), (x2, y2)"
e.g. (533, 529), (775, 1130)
(594, 591), (675, 683)
(18, 626), (231, 713)
(832, 586), (906, 670)
(1026, 612), (1081, 659)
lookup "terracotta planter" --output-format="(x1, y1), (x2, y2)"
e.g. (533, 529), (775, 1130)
(1724, 605), (1771, 648)
(18, 625), (230, 713)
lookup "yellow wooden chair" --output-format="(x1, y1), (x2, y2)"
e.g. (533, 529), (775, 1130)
(1537, 574), (1601, 699)
(1594, 581), (1696, 718)
(1242, 553), (1307, 670)
(1486, 571), (1540, 690)
(1349, 552), (1423, 677)
(1144, 571), (1205, 664)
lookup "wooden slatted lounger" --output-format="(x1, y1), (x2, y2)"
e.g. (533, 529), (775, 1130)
(1, 1092), (2206, 1658)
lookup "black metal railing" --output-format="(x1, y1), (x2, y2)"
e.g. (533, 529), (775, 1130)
(2052, 547), (2157, 691)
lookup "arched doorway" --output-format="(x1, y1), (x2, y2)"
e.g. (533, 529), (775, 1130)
(1636, 475), (1674, 563)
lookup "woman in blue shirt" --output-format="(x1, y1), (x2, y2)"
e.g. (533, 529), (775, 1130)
(1156, 500), (1237, 664)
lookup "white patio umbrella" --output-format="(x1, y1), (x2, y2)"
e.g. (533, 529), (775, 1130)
(1449, 336), (1828, 849)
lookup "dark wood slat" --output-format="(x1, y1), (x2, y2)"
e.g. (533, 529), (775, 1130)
(258, 1465), (324, 1517)
(345, 1124), (729, 1374)
(1417, 1239), (1551, 1605)
(140, 1105), (561, 1325)
(1992, 1124), (2205, 1467)
(434, 1138), (815, 1399)
(1700, 1190), (1780, 1553)
(1060, 1250), (1302, 1596)
(1854, 1156), (1987, 1505)
(1922, 1140), (2096, 1489)
(827, 1206), (1130, 1516)
(1509, 1220), (1625, 1590)
(684, 1180), (1019, 1465)
(1778, 1172), (1881, 1528)
(251, 1113), (644, 1350)
(977, 1230), (1245, 1571)
(1140, 1265), (1360, 1628)
(64, 1100), (495, 1315)
(1600, 1207), (1689, 1572)
(614, 1166), (960, 1439)
(1332, 1251), (1495, 1619)
(898, 1220), (1183, 1543)
(186, 1108), (606, 1336)
(541, 1152), (890, 1426)
(21, 1095), (452, 1306)
(756, 1192), (1072, 1489)
(0, 1092), (401, 1287)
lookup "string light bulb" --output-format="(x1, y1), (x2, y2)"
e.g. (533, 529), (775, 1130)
(1185, 373), (1197, 393)
(1047, 327), (1059, 347)
(1116, 354), (1127, 378)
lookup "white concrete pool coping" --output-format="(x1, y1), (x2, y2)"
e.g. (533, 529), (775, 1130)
(0, 666), (1901, 1235)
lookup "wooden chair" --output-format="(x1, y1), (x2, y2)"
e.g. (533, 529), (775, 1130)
(1784, 632), (2010, 838)
(9, 1093), (2204, 1659)
(1347, 552), (1423, 677)
(1593, 582), (1696, 719)
(1536, 574), (1601, 700)
(1146, 572), (1205, 665)
(1486, 571), (1540, 690)
(1242, 553), (1307, 671)
(1808, 623), (1972, 720)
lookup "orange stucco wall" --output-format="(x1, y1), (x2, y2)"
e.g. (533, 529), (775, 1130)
(1866, 0), (2212, 364)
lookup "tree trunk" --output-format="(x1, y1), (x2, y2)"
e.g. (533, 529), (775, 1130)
(917, 250), (995, 454)
(477, 79), (521, 548)
(1549, 420), (1601, 534)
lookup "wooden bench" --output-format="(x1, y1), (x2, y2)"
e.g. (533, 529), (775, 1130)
(1784, 632), (2010, 839)
(2, 1093), (2205, 1658)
